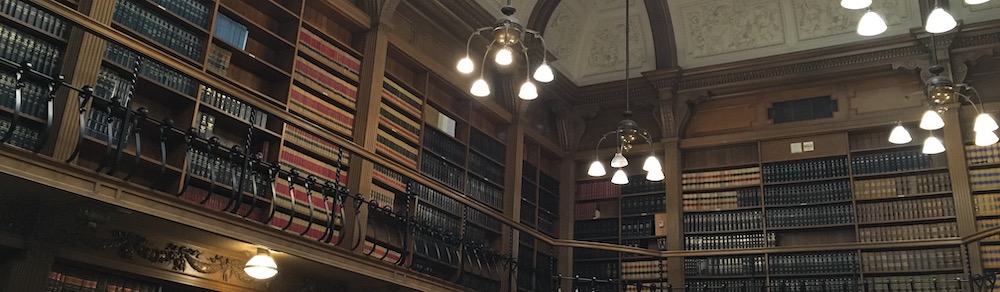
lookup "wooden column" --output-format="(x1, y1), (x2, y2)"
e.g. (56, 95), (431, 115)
(503, 115), (526, 292)
(662, 138), (684, 288)
(0, 247), (55, 292)
(942, 108), (982, 275)
(557, 157), (575, 289)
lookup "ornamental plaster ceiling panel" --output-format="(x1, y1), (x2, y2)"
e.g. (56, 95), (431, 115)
(669, 0), (921, 68)
(953, 0), (1000, 25)
(475, 0), (537, 23)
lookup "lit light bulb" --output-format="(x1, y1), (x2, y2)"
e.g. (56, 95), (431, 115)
(533, 62), (554, 83)
(977, 131), (1000, 146)
(857, 10), (887, 36)
(841, 0), (872, 9)
(470, 78), (490, 97)
(919, 110), (945, 130)
(244, 248), (278, 279)
(518, 81), (538, 100)
(923, 135), (946, 154)
(966, 0), (990, 4)
(888, 124), (912, 144)
(925, 6), (957, 34)
(642, 156), (661, 171)
(456, 56), (474, 74)
(610, 153), (628, 168)
(495, 47), (513, 65)
(646, 169), (664, 182)
(611, 169), (629, 185)
(587, 160), (606, 177)
(975, 113), (999, 132)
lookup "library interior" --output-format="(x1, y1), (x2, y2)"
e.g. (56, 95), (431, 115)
(3, 0), (1000, 291)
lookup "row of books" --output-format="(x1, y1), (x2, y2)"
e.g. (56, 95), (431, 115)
(369, 184), (396, 210)
(981, 244), (1000, 268)
(466, 175), (504, 210)
(409, 257), (453, 281)
(576, 180), (621, 200)
(0, 71), (51, 119)
(104, 41), (198, 96)
(856, 197), (955, 223)
(969, 167), (1000, 191)
(768, 278), (858, 291)
(420, 151), (464, 190)
(212, 13), (247, 50)
(289, 87), (353, 138)
(853, 172), (951, 199)
(362, 240), (403, 264)
(201, 85), (268, 127)
(858, 221), (959, 242)
(112, 0), (204, 61)
(538, 210), (555, 234)
(974, 192), (1000, 216)
(574, 218), (619, 239)
(975, 219), (1000, 242)
(573, 202), (604, 220)
(621, 194), (665, 215)
(538, 189), (559, 215)
(463, 225), (492, 245)
(84, 109), (129, 144)
(683, 188), (759, 212)
(0, 22), (61, 78)
(93, 66), (132, 104)
(851, 149), (938, 175)
(681, 166), (761, 191)
(284, 125), (350, 165)
(378, 103), (420, 144)
(762, 157), (849, 183)
(865, 274), (964, 292)
(147, 0), (211, 28)
(765, 203), (853, 228)
(768, 251), (858, 274)
(371, 163), (408, 194)
(763, 179), (851, 206)
(621, 259), (667, 280)
(0, 112), (40, 148)
(620, 175), (666, 194)
(860, 247), (962, 272)
(967, 142), (1000, 166)
(380, 78), (422, 118)
(684, 279), (765, 290)
(621, 237), (666, 251)
(278, 147), (348, 185)
(188, 148), (268, 191)
(410, 180), (460, 214)
(469, 127), (505, 164)
(272, 179), (343, 225)
(297, 29), (361, 79)
(683, 210), (762, 233)
(520, 201), (535, 227)
(467, 207), (501, 231)
(621, 217), (655, 238)
(624, 282), (669, 292)
(684, 232), (776, 250)
(574, 260), (620, 279)
(194, 110), (217, 140)
(375, 129), (417, 167)
(45, 271), (98, 292)
(1, 0), (69, 38)
(469, 151), (503, 183)
(684, 256), (764, 277)
(416, 204), (460, 234)
(292, 58), (357, 107)
(423, 126), (465, 165)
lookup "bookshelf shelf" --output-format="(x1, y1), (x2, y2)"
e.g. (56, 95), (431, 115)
(765, 199), (854, 209)
(765, 223), (855, 231)
(854, 191), (952, 202)
(0, 107), (45, 125)
(761, 175), (850, 187)
(857, 216), (957, 227)
(768, 272), (858, 278)
(851, 167), (950, 179)
(682, 184), (759, 194)
(135, 0), (211, 35)
(110, 21), (203, 68)
(622, 234), (666, 240)
(216, 1), (298, 45)
(197, 102), (281, 138)
(861, 268), (963, 276)
(621, 189), (666, 198)
(210, 36), (291, 82)
(849, 144), (922, 154)
(685, 228), (764, 235)
(684, 205), (762, 213)
(0, 12), (67, 44)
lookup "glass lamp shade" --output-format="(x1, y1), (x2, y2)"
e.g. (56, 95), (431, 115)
(244, 249), (278, 280)
(494, 47), (513, 65)
(923, 135), (946, 154)
(470, 78), (491, 97)
(533, 62), (554, 83)
(888, 124), (912, 144)
(642, 156), (661, 171)
(646, 169), (665, 182)
(611, 169), (629, 185)
(975, 113), (999, 132)
(587, 160), (606, 177)
(456, 56), (474, 74)
(919, 110), (945, 130)
(976, 131), (1000, 146)
(841, 0), (872, 9)
(857, 10), (888, 36)
(966, 0), (990, 4)
(610, 153), (628, 168)
(925, 7), (957, 33)
(518, 81), (538, 100)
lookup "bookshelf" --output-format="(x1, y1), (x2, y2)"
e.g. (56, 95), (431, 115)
(47, 263), (212, 292)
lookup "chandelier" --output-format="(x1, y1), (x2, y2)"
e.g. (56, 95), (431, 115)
(846, 0), (992, 36)
(586, 0), (663, 185)
(457, 0), (553, 100)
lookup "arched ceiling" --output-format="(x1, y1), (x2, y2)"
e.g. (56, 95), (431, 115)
(473, 0), (1000, 87)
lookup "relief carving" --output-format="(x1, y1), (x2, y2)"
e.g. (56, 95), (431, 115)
(544, 5), (581, 62)
(584, 14), (647, 75)
(793, 0), (909, 41)
(681, 0), (785, 58)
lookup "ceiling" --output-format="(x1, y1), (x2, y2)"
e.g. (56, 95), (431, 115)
(473, 0), (1000, 86)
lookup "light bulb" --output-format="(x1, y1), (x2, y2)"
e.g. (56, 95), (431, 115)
(611, 169), (629, 185)
(470, 78), (490, 97)
(533, 62), (554, 83)
(925, 6), (957, 34)
(244, 248), (278, 279)
(518, 81), (538, 100)
(610, 153), (628, 168)
(888, 124), (912, 144)
(456, 56), (474, 74)
(587, 160), (606, 177)
(646, 169), (665, 182)
(975, 113), (999, 132)
(919, 110), (945, 130)
(977, 131), (1000, 146)
(841, 0), (872, 9)
(857, 10), (888, 36)
(966, 0), (990, 4)
(923, 135), (946, 154)
(642, 156), (661, 171)
(494, 47), (513, 65)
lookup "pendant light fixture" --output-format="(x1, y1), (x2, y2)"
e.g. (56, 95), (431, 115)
(841, 0), (872, 10)
(587, 0), (662, 185)
(925, 0), (958, 33)
(244, 247), (278, 279)
(857, 8), (888, 36)
(965, 0), (991, 4)
(458, 0), (553, 100)
(849, 0), (991, 36)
